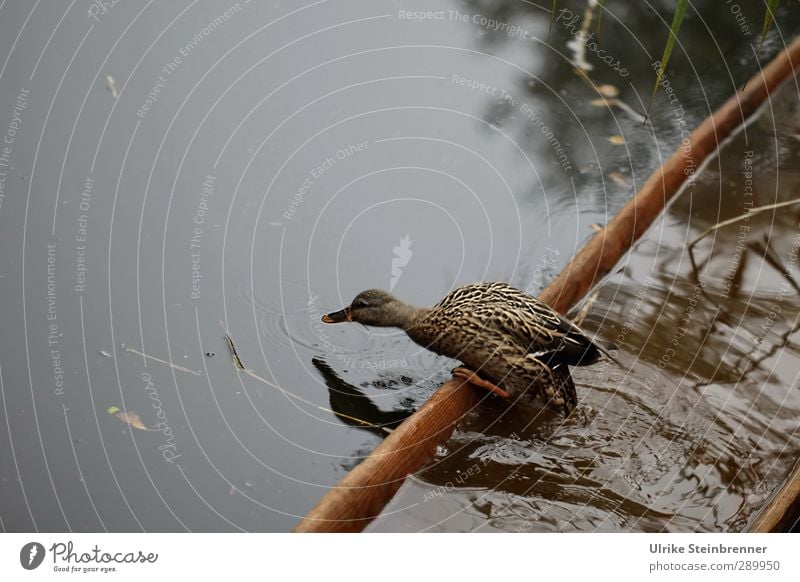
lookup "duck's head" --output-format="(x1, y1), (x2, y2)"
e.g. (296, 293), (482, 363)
(322, 289), (414, 328)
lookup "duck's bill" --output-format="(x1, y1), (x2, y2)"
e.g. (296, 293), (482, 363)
(321, 308), (351, 323)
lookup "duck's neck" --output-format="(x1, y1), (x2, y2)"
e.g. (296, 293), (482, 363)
(391, 301), (432, 331)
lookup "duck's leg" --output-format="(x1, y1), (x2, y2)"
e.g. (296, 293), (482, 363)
(451, 367), (510, 398)
(537, 364), (564, 409)
(550, 363), (577, 415)
(502, 355), (577, 414)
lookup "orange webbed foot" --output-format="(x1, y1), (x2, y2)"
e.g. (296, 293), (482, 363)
(452, 367), (510, 398)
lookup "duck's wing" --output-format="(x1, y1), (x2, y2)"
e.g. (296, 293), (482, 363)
(418, 285), (491, 357)
(438, 282), (598, 364)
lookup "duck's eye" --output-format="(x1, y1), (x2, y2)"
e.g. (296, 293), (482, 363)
(351, 299), (369, 309)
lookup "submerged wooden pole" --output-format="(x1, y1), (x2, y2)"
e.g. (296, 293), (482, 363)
(294, 378), (481, 532)
(750, 460), (800, 532)
(294, 37), (800, 533)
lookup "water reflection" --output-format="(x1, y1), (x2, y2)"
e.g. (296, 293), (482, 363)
(312, 357), (412, 436)
(369, 73), (800, 532)
(1, 0), (798, 532)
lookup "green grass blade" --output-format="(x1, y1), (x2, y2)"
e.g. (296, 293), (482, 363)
(549, 0), (557, 34)
(651, 0), (688, 98)
(595, 0), (607, 36)
(760, 0), (780, 49)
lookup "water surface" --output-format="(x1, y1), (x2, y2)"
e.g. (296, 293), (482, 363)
(0, 0), (798, 532)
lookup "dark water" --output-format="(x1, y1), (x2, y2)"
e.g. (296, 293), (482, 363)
(370, 44), (800, 532)
(0, 0), (798, 532)
(372, 97), (800, 531)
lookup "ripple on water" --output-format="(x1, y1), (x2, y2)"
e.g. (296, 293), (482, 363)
(239, 280), (456, 411)
(412, 334), (800, 532)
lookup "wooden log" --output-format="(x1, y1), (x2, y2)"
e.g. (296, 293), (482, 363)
(294, 36), (800, 533)
(749, 460), (800, 532)
(294, 378), (481, 532)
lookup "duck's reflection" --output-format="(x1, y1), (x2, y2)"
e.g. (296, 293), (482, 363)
(312, 357), (412, 436)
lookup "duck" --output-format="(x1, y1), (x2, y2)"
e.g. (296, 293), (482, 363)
(321, 281), (608, 414)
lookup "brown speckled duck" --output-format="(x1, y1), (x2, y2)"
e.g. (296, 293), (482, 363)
(322, 281), (607, 414)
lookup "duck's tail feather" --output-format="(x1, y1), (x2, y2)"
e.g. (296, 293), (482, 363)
(570, 317), (667, 393)
(593, 342), (629, 369)
(590, 342), (663, 393)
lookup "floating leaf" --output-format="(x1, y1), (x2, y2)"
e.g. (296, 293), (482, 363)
(651, 0), (688, 99)
(105, 75), (118, 99)
(99, 350), (112, 358)
(608, 135), (625, 145)
(760, 0), (780, 49)
(107, 406), (151, 431)
(597, 84), (619, 98)
(608, 172), (632, 188)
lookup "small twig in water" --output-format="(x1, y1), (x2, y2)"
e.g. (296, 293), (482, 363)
(124, 346), (202, 376)
(224, 331), (392, 434)
(573, 292), (600, 326)
(224, 334), (247, 371)
(689, 198), (800, 252)
(748, 237), (800, 295)
(688, 198), (800, 275)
